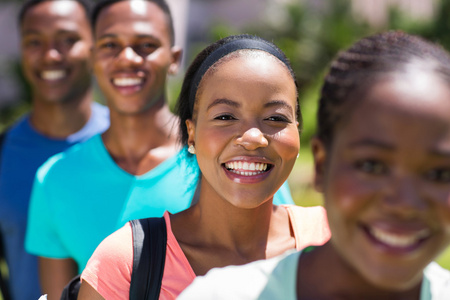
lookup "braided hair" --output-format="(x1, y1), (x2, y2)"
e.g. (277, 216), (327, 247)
(317, 31), (450, 148)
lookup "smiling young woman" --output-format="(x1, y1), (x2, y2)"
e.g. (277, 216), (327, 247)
(77, 34), (330, 300)
(178, 31), (450, 300)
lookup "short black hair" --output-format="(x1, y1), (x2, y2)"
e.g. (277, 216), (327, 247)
(18, 0), (92, 28)
(316, 30), (450, 148)
(176, 34), (301, 147)
(91, 0), (175, 45)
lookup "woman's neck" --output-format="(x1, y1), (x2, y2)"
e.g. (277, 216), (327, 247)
(171, 181), (295, 275)
(297, 242), (422, 300)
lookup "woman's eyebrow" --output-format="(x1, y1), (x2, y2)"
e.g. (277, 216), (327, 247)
(207, 98), (240, 111)
(264, 100), (294, 111)
(348, 139), (394, 150)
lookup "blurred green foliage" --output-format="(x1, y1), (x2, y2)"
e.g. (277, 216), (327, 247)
(192, 0), (450, 148)
(4, 0), (450, 135)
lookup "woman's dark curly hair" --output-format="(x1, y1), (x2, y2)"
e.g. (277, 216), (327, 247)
(317, 30), (450, 148)
(176, 34), (301, 147)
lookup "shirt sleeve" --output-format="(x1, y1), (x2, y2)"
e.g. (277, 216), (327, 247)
(25, 160), (68, 258)
(81, 223), (133, 299)
(285, 205), (331, 250)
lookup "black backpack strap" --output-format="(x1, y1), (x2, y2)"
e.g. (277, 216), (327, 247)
(60, 274), (81, 300)
(130, 217), (167, 300)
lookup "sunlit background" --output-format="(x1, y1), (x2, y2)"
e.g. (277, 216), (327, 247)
(1, 1), (449, 297)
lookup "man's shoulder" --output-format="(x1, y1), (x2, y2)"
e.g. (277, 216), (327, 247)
(3, 114), (30, 137)
(36, 136), (102, 180)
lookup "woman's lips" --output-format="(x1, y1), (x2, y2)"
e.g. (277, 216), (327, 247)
(224, 161), (269, 176)
(362, 223), (431, 253)
(223, 160), (273, 183)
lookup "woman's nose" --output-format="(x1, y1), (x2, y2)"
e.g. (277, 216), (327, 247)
(381, 177), (428, 217)
(235, 127), (269, 150)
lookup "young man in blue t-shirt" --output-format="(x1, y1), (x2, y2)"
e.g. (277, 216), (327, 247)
(0, 1), (109, 299)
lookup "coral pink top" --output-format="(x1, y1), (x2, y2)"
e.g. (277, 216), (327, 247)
(81, 206), (330, 299)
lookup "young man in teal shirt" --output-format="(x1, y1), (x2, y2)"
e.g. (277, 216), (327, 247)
(25, 1), (293, 299)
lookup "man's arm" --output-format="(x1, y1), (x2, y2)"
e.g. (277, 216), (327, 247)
(39, 257), (78, 300)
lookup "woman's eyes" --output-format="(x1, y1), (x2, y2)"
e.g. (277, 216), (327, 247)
(354, 159), (387, 175)
(212, 115), (291, 122)
(424, 168), (450, 183)
(265, 115), (291, 123)
(354, 159), (450, 183)
(213, 114), (236, 121)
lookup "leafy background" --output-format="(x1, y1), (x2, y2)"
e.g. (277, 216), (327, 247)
(1, 1), (450, 297)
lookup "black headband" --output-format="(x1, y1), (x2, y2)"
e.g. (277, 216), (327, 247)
(188, 38), (291, 113)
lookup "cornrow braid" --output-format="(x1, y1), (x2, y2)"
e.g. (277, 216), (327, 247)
(317, 30), (450, 148)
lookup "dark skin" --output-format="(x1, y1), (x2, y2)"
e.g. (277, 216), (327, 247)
(21, 0), (93, 138)
(42, 1), (182, 299)
(171, 188), (296, 276)
(20, 1), (95, 299)
(296, 243), (421, 300)
(297, 70), (450, 299)
(78, 50), (300, 299)
(92, 0), (182, 175)
(173, 53), (300, 276)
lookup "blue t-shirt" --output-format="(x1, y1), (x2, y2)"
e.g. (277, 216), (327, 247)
(0, 102), (109, 300)
(25, 134), (293, 272)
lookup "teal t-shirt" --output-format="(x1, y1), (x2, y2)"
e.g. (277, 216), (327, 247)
(25, 134), (293, 271)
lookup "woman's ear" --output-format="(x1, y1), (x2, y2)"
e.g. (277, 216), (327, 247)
(311, 137), (327, 193)
(186, 119), (195, 146)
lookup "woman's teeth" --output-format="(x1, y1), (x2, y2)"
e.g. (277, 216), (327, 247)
(369, 226), (430, 248)
(225, 161), (268, 176)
